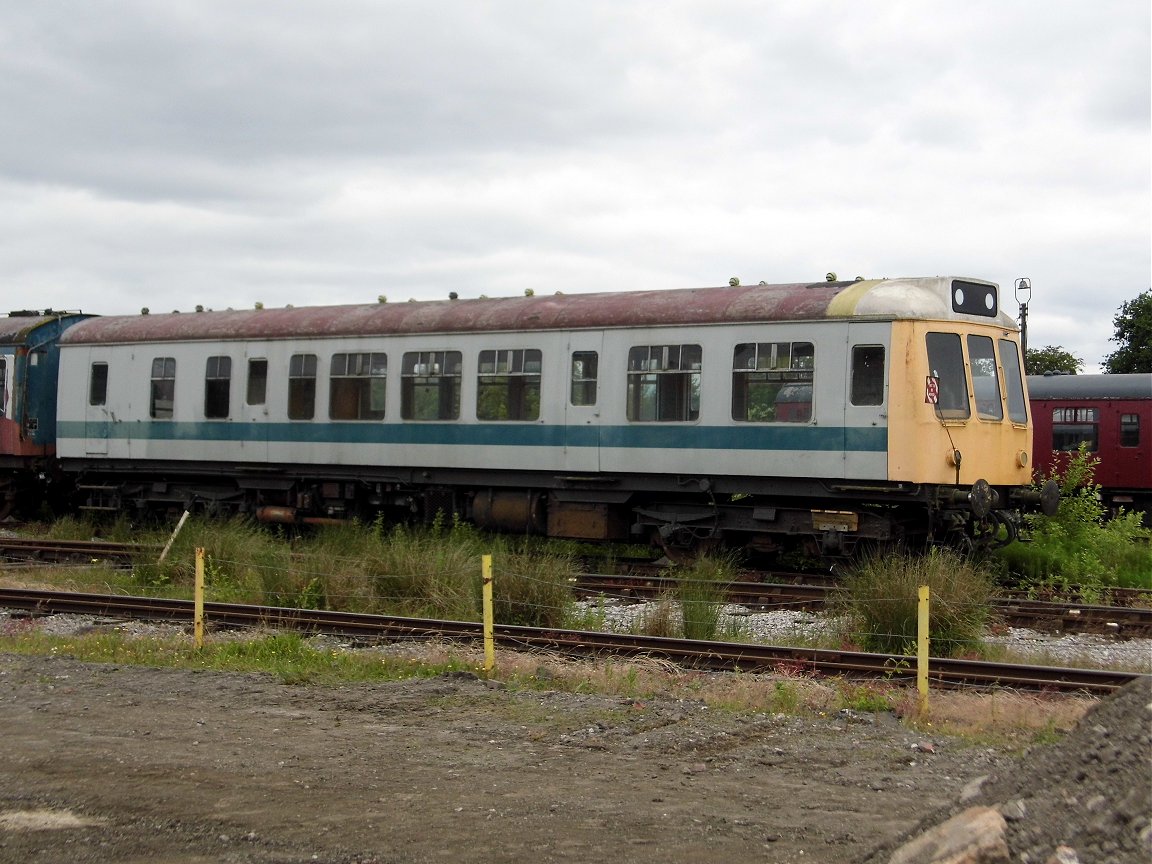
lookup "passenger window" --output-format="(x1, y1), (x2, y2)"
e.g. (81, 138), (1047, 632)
(925, 334), (969, 419)
(0, 357), (7, 417)
(89, 362), (109, 407)
(150, 357), (176, 419)
(999, 340), (1028, 423)
(401, 351), (462, 420)
(1120, 414), (1140, 448)
(330, 352), (387, 420)
(850, 346), (885, 406)
(288, 353), (317, 420)
(570, 351), (598, 406)
(477, 349), (541, 421)
(1052, 407), (1098, 452)
(204, 356), (232, 419)
(967, 335), (1003, 421)
(626, 344), (701, 422)
(246, 359), (268, 406)
(732, 342), (814, 422)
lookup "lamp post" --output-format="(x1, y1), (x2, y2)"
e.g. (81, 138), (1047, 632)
(1015, 278), (1031, 372)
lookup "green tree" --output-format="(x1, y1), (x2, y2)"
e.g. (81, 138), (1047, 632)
(1104, 289), (1152, 373)
(1025, 345), (1083, 375)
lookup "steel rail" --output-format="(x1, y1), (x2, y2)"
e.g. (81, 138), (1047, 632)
(574, 573), (1152, 637)
(0, 588), (1143, 694)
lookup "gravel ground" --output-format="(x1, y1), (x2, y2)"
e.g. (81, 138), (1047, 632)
(1, 595), (1150, 863)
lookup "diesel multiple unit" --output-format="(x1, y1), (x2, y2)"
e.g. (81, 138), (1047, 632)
(5, 277), (1056, 555)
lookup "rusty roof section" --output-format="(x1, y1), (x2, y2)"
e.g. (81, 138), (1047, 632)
(59, 278), (996, 346)
(0, 312), (90, 346)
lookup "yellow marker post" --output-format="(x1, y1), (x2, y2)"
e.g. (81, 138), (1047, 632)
(917, 584), (930, 716)
(482, 554), (495, 673)
(194, 547), (205, 651)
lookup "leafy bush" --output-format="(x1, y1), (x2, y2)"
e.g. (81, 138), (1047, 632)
(998, 445), (1152, 595)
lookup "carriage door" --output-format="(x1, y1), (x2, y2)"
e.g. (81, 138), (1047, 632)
(238, 353), (270, 463)
(84, 352), (111, 455)
(562, 338), (602, 472)
(843, 324), (889, 480)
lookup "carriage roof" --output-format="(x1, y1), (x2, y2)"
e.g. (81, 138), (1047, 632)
(1027, 373), (1152, 401)
(61, 277), (1013, 345)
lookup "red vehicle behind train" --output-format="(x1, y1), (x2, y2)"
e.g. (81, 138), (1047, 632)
(1028, 373), (1152, 520)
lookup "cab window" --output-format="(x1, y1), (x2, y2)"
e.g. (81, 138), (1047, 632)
(925, 333), (969, 419)
(999, 340), (1028, 423)
(967, 335), (1003, 421)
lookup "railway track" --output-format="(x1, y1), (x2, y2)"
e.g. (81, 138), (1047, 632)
(574, 573), (1152, 638)
(3, 536), (1149, 637)
(0, 587), (1144, 695)
(0, 536), (147, 565)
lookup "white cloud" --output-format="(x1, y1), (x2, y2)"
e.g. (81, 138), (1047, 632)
(0, 0), (1147, 367)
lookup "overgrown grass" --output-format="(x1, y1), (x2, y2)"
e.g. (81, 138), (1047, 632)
(677, 553), (737, 640)
(0, 629), (474, 684)
(26, 513), (576, 626)
(996, 446), (1152, 597)
(835, 547), (994, 657)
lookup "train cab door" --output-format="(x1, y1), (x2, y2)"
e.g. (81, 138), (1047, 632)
(84, 351), (111, 455)
(843, 325), (890, 480)
(562, 338), (602, 472)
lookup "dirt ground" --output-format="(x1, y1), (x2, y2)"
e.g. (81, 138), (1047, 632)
(0, 651), (1147, 864)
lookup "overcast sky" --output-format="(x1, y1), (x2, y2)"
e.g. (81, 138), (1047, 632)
(2, 1), (1148, 370)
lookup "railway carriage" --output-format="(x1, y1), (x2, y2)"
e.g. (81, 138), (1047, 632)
(1028, 373), (1152, 521)
(55, 277), (1055, 556)
(0, 310), (92, 518)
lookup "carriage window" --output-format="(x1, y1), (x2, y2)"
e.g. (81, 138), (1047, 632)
(246, 359), (268, 406)
(477, 349), (541, 421)
(732, 342), (813, 422)
(150, 357), (176, 419)
(850, 346), (885, 406)
(204, 356), (232, 419)
(999, 340), (1028, 423)
(1120, 414), (1140, 448)
(1052, 407), (1098, 452)
(967, 335), (1003, 421)
(330, 352), (387, 420)
(0, 357), (7, 416)
(627, 344), (701, 422)
(925, 333), (969, 419)
(88, 362), (108, 407)
(402, 351), (462, 420)
(288, 353), (317, 420)
(570, 351), (598, 406)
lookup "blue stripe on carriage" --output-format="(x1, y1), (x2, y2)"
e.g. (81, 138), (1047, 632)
(57, 420), (888, 452)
